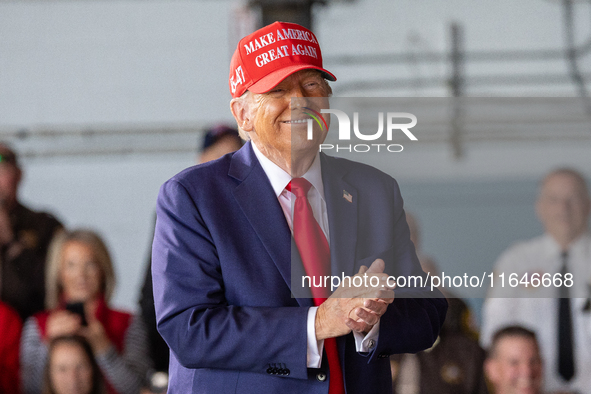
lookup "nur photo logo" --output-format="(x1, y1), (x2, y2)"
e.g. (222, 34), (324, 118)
(306, 109), (418, 153)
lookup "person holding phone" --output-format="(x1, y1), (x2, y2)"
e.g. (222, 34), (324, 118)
(21, 229), (151, 394)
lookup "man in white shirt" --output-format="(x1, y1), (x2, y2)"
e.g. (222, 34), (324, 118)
(481, 168), (591, 393)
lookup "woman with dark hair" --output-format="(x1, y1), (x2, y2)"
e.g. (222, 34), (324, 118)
(43, 336), (105, 394)
(21, 229), (151, 394)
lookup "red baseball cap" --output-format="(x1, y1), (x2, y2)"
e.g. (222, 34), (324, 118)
(229, 21), (336, 98)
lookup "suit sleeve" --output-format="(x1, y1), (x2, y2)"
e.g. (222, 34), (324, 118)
(364, 177), (447, 362)
(152, 179), (309, 379)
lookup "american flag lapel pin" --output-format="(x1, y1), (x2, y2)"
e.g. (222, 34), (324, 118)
(343, 190), (353, 203)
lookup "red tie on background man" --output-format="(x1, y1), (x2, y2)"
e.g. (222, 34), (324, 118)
(287, 178), (345, 394)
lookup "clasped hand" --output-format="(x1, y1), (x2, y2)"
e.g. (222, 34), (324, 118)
(315, 259), (395, 340)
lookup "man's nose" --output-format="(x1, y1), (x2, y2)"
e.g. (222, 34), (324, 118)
(64, 371), (78, 387)
(555, 198), (574, 214)
(519, 364), (535, 379)
(290, 86), (309, 109)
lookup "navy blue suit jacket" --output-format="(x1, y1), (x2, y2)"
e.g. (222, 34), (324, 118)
(152, 142), (447, 393)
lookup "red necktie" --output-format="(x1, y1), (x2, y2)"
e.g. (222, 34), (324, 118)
(288, 178), (345, 394)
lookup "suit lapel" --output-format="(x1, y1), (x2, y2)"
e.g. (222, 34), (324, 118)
(229, 143), (313, 307)
(321, 154), (359, 279)
(321, 154), (359, 366)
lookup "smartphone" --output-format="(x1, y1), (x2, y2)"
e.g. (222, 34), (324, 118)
(65, 302), (88, 326)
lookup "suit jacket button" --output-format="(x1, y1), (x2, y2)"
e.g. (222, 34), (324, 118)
(316, 372), (327, 382)
(267, 367), (273, 374)
(283, 368), (290, 376)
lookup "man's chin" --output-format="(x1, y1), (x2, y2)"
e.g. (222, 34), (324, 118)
(291, 141), (322, 157)
(513, 382), (539, 394)
(292, 133), (327, 153)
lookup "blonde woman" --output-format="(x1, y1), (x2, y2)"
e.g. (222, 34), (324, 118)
(21, 229), (151, 394)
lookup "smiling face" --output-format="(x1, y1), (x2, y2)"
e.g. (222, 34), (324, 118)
(231, 69), (331, 176)
(49, 341), (94, 394)
(485, 336), (543, 394)
(59, 241), (103, 303)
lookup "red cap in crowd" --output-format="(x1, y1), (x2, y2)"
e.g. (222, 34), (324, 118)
(229, 21), (336, 98)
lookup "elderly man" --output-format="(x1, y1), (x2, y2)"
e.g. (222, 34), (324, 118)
(0, 143), (62, 320)
(152, 21), (446, 393)
(485, 326), (543, 394)
(482, 168), (591, 393)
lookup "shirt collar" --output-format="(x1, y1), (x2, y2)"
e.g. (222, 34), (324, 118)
(303, 151), (326, 201)
(251, 141), (325, 199)
(543, 231), (591, 255)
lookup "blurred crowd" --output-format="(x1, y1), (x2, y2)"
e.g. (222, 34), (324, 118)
(0, 124), (589, 394)
(0, 126), (243, 394)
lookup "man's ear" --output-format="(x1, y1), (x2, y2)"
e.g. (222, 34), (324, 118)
(230, 97), (254, 132)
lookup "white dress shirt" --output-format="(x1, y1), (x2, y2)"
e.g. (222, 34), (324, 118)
(251, 142), (380, 369)
(481, 232), (591, 393)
